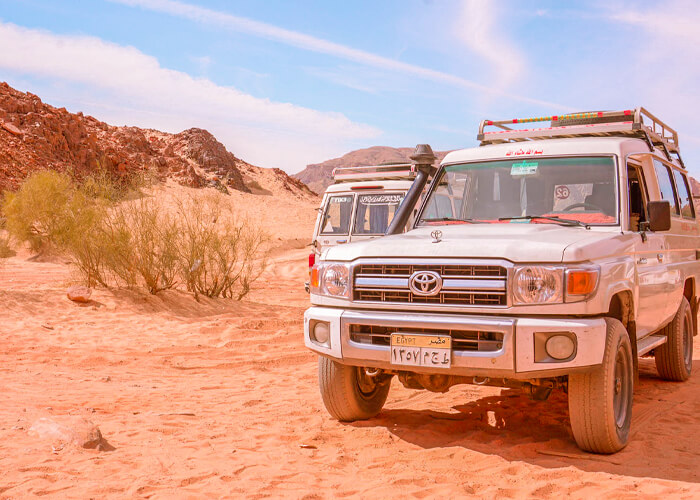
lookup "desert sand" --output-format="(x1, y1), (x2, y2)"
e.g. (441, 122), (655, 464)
(0, 187), (699, 499)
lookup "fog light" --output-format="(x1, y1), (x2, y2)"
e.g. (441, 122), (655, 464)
(545, 334), (575, 360)
(312, 321), (330, 346)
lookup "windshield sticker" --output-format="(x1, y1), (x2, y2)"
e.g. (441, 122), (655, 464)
(330, 196), (351, 203)
(555, 185), (571, 199)
(511, 161), (539, 176)
(359, 194), (403, 205)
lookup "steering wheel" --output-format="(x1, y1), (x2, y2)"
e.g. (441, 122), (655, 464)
(562, 202), (604, 212)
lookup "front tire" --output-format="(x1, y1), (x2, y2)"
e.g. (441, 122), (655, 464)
(568, 318), (634, 454)
(655, 297), (693, 381)
(318, 357), (391, 421)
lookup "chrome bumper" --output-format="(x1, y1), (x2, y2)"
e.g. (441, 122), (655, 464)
(304, 307), (607, 379)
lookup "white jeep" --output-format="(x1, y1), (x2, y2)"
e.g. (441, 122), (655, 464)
(306, 164), (418, 291)
(304, 108), (698, 453)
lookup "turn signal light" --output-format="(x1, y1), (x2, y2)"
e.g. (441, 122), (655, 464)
(310, 267), (320, 288)
(567, 270), (598, 295)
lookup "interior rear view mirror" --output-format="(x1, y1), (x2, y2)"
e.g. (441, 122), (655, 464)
(648, 200), (671, 232)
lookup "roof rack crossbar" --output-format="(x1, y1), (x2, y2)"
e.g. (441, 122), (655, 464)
(331, 163), (416, 183)
(477, 107), (683, 166)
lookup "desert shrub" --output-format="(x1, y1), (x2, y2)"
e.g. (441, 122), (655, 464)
(64, 197), (180, 293)
(104, 199), (180, 293)
(175, 194), (269, 299)
(3, 171), (269, 299)
(2, 170), (100, 253)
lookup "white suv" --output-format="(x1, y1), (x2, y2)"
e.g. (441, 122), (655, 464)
(304, 108), (698, 454)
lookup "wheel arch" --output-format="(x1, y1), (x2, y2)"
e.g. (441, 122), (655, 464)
(607, 290), (638, 376)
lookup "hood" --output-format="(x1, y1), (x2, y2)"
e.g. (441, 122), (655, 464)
(324, 223), (623, 263)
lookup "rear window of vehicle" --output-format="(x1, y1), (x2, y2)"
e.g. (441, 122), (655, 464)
(653, 160), (680, 216)
(320, 195), (353, 235)
(672, 169), (695, 219)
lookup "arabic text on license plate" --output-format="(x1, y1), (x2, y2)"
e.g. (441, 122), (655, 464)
(390, 334), (451, 369)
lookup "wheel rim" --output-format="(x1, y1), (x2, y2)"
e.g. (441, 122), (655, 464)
(683, 311), (693, 373)
(355, 367), (380, 399)
(613, 344), (632, 429)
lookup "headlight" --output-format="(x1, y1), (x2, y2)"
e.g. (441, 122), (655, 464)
(513, 266), (563, 304)
(310, 262), (351, 298)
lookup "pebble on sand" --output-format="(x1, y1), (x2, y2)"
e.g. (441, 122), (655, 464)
(67, 286), (92, 303)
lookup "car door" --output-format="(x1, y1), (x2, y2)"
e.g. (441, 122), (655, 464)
(629, 161), (670, 336)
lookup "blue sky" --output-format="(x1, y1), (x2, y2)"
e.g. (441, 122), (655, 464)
(1, 0), (698, 175)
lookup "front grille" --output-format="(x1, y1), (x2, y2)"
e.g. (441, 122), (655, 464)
(353, 263), (508, 306)
(349, 324), (504, 352)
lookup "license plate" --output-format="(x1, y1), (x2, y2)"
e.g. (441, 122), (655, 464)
(390, 333), (451, 369)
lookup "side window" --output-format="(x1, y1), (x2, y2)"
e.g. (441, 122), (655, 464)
(320, 195), (353, 235)
(653, 160), (680, 216)
(672, 169), (695, 219)
(627, 164), (648, 232)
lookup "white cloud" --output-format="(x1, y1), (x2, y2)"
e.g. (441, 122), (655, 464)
(0, 21), (379, 172)
(453, 1), (526, 89)
(109, 0), (571, 110)
(604, 0), (700, 172)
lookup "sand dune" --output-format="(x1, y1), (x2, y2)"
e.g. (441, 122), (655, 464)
(0, 208), (699, 498)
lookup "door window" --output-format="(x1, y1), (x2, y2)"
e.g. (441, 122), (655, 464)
(320, 195), (353, 235)
(672, 169), (695, 219)
(627, 164), (648, 232)
(653, 160), (680, 216)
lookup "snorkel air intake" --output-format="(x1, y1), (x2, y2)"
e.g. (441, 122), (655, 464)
(385, 144), (437, 235)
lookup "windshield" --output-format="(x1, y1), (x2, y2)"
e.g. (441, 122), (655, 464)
(320, 194), (353, 235)
(353, 193), (405, 235)
(419, 156), (618, 226)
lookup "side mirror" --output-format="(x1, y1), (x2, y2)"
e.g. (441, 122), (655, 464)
(648, 200), (671, 232)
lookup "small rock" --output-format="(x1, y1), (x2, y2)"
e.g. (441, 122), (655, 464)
(28, 416), (106, 450)
(1, 121), (23, 136)
(67, 285), (92, 303)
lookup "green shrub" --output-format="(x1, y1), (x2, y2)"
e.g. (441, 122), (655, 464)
(2, 170), (99, 253)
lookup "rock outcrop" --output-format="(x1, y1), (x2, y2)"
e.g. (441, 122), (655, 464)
(0, 82), (312, 198)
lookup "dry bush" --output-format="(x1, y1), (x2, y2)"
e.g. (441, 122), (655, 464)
(2, 170), (99, 253)
(64, 197), (179, 293)
(104, 199), (180, 294)
(176, 194), (269, 299)
(3, 171), (269, 299)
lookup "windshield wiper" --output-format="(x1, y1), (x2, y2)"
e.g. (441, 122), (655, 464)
(420, 217), (485, 224)
(498, 215), (590, 229)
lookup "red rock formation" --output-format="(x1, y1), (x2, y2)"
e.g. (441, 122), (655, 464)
(0, 82), (310, 197)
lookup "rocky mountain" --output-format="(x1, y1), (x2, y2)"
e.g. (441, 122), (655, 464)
(293, 146), (450, 194)
(0, 82), (314, 198)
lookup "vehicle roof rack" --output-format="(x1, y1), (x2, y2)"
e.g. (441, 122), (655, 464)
(331, 163), (415, 183)
(478, 108), (685, 168)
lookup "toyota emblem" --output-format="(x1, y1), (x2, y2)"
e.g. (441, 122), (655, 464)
(431, 230), (442, 243)
(409, 270), (442, 296)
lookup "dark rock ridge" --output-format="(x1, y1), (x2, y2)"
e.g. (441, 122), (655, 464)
(293, 146), (449, 194)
